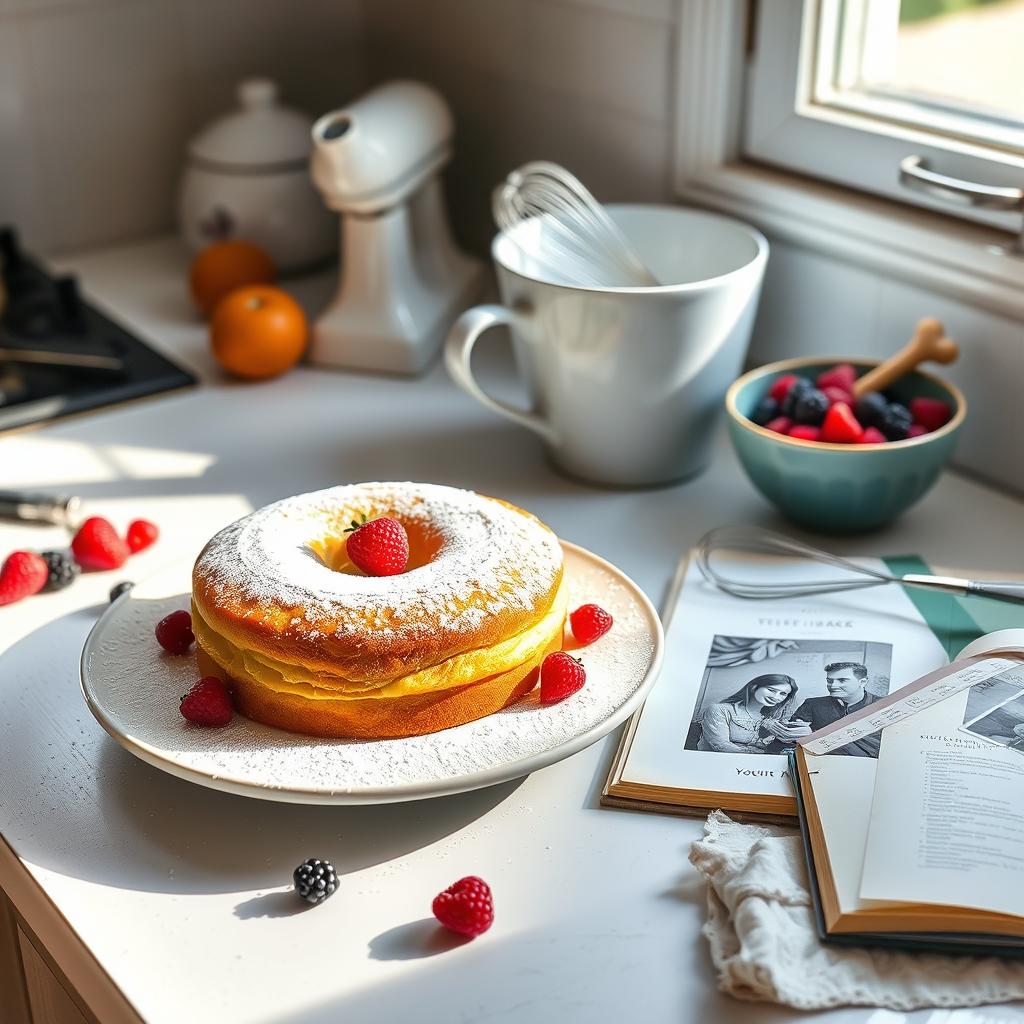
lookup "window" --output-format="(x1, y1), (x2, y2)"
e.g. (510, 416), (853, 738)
(744, 0), (1024, 237)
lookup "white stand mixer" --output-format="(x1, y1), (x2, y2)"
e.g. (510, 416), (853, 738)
(309, 81), (482, 375)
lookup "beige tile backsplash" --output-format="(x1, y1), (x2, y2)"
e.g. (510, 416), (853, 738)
(0, 0), (675, 256)
(0, 0), (1019, 490)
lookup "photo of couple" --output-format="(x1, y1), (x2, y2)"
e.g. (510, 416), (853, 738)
(684, 635), (894, 759)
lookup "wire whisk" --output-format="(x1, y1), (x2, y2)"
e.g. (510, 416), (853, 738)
(696, 526), (1024, 605)
(492, 161), (660, 289)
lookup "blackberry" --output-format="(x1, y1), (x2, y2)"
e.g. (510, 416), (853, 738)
(40, 550), (80, 592)
(854, 392), (887, 429)
(109, 580), (134, 602)
(878, 402), (912, 441)
(791, 388), (829, 426)
(750, 396), (780, 426)
(293, 858), (338, 905)
(780, 377), (813, 417)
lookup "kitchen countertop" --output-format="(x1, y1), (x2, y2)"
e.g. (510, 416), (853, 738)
(2, 236), (1024, 1024)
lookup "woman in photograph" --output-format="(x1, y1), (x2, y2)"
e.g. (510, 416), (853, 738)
(695, 674), (799, 753)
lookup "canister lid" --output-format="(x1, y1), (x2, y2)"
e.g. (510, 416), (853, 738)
(188, 78), (313, 172)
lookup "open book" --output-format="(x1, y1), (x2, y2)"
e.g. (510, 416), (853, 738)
(791, 629), (1024, 954)
(603, 547), (999, 821)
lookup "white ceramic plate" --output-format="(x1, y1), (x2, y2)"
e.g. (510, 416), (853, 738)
(80, 542), (663, 804)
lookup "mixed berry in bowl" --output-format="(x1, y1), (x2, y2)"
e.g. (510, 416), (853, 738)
(749, 362), (953, 445)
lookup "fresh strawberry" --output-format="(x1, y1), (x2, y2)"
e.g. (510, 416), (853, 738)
(859, 426), (888, 444)
(540, 651), (586, 703)
(764, 416), (793, 435)
(909, 397), (952, 432)
(432, 876), (494, 937)
(907, 423), (929, 438)
(0, 551), (49, 606)
(155, 609), (195, 654)
(126, 519), (159, 554)
(344, 516), (409, 576)
(817, 363), (857, 393)
(768, 374), (802, 402)
(71, 516), (129, 570)
(570, 603), (613, 644)
(821, 385), (853, 407)
(820, 402), (864, 444)
(180, 676), (233, 726)
(788, 424), (821, 442)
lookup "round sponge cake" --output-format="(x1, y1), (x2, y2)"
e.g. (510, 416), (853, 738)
(191, 482), (565, 738)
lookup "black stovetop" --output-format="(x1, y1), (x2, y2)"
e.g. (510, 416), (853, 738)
(0, 227), (196, 432)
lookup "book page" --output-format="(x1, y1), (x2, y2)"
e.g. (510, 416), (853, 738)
(861, 660), (1024, 917)
(615, 555), (950, 812)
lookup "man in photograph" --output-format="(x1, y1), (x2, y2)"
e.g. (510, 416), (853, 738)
(764, 661), (880, 757)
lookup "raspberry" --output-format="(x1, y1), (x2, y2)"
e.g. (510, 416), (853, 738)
(540, 651), (586, 703)
(817, 363), (857, 393)
(909, 397), (952, 432)
(820, 402), (864, 444)
(156, 609), (195, 654)
(0, 551), (49, 606)
(821, 385), (853, 407)
(180, 676), (233, 726)
(71, 516), (129, 571)
(570, 603), (613, 644)
(788, 424), (821, 442)
(768, 374), (801, 402)
(432, 876), (494, 937)
(344, 516), (409, 576)
(764, 416), (793, 435)
(293, 858), (338, 905)
(907, 423), (929, 438)
(109, 580), (134, 602)
(126, 519), (159, 554)
(859, 426), (888, 444)
(40, 550), (80, 592)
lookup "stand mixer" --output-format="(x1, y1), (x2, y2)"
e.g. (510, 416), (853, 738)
(309, 81), (482, 375)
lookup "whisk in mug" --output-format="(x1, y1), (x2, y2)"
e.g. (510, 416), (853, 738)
(492, 161), (660, 289)
(696, 526), (1024, 605)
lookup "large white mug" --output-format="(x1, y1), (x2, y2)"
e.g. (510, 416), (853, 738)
(445, 205), (768, 486)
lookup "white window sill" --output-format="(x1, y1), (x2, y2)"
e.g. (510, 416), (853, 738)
(676, 160), (1024, 322)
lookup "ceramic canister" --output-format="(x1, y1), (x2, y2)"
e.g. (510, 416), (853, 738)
(179, 78), (335, 272)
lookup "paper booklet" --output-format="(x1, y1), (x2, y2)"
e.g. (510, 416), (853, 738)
(602, 545), (1016, 822)
(791, 629), (1024, 954)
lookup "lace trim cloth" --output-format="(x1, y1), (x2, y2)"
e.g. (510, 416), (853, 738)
(688, 810), (1024, 1011)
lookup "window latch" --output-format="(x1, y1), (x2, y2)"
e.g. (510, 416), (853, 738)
(899, 155), (1024, 257)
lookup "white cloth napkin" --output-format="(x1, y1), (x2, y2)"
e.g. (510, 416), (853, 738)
(688, 810), (1024, 1011)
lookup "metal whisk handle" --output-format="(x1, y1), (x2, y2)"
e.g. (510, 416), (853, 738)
(901, 573), (1024, 604)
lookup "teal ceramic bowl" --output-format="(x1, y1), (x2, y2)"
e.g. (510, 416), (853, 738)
(726, 357), (966, 533)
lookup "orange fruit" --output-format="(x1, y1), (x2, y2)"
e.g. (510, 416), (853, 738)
(189, 240), (276, 315)
(209, 285), (307, 380)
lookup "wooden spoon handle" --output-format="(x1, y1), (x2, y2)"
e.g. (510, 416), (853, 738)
(853, 318), (959, 399)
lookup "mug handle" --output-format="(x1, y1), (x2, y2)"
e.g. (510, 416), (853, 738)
(445, 305), (557, 445)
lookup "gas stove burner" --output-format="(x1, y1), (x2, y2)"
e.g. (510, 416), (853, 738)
(0, 227), (196, 431)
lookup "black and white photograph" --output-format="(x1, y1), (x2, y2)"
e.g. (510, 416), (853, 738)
(960, 664), (1024, 725)
(684, 636), (893, 758)
(962, 690), (1024, 753)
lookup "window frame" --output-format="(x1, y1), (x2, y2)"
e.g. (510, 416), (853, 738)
(673, 0), (1024, 320)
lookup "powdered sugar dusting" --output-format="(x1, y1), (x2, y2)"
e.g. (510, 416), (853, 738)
(82, 546), (662, 803)
(194, 482), (563, 644)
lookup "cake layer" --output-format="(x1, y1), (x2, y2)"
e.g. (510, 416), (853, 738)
(192, 483), (564, 687)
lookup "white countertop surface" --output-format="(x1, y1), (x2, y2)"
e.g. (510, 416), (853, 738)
(2, 237), (1024, 1024)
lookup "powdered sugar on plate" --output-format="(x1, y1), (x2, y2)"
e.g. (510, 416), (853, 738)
(81, 542), (663, 804)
